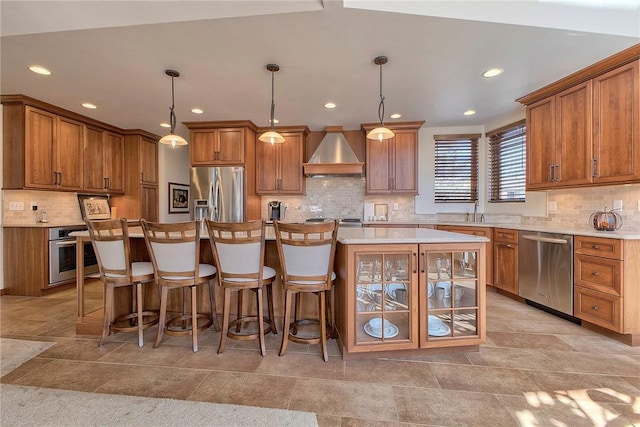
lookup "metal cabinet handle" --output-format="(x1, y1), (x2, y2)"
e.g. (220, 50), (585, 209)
(499, 243), (513, 248)
(592, 245), (600, 250)
(591, 271), (600, 277)
(412, 252), (418, 274)
(549, 165), (554, 182)
(420, 252), (426, 273)
(591, 305), (599, 311)
(591, 158), (599, 178)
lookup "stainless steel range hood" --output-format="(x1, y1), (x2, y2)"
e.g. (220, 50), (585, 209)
(303, 126), (364, 176)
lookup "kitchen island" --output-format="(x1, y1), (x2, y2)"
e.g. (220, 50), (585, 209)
(73, 225), (489, 359)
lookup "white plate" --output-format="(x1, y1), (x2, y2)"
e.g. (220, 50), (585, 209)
(356, 301), (366, 312)
(385, 283), (406, 299)
(366, 284), (383, 298)
(428, 323), (451, 337)
(364, 322), (399, 339)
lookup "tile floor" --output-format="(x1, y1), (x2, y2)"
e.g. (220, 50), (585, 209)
(1, 284), (639, 426)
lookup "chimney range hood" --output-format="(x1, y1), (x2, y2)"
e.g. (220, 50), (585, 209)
(303, 126), (364, 176)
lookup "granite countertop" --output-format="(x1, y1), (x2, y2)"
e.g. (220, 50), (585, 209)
(337, 227), (489, 245)
(363, 220), (640, 240)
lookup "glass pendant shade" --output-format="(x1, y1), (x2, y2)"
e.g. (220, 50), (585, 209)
(159, 133), (188, 147)
(259, 130), (285, 145)
(367, 126), (395, 141)
(159, 69), (188, 147)
(259, 63), (285, 144)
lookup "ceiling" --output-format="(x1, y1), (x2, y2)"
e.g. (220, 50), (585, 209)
(1, 1), (639, 140)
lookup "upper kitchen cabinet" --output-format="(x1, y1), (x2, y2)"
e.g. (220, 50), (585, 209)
(84, 126), (125, 194)
(2, 100), (84, 191)
(256, 126), (308, 195)
(361, 121), (424, 195)
(518, 45), (640, 190)
(184, 120), (258, 166)
(526, 82), (593, 190)
(592, 60), (640, 184)
(110, 130), (160, 221)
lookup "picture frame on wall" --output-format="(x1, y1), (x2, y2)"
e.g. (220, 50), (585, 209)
(168, 182), (189, 214)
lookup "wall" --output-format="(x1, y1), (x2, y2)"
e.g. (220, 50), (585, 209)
(159, 143), (190, 223)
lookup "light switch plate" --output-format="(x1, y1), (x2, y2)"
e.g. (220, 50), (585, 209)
(9, 201), (24, 211)
(613, 200), (623, 210)
(547, 201), (557, 212)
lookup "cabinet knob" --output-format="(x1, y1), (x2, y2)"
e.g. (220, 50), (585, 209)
(591, 305), (599, 311)
(592, 245), (600, 250)
(591, 271), (599, 277)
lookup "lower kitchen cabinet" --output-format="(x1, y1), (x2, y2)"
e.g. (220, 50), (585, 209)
(335, 241), (486, 358)
(573, 235), (640, 344)
(492, 228), (519, 295)
(437, 225), (493, 286)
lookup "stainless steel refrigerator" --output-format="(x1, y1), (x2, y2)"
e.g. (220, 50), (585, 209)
(190, 167), (245, 222)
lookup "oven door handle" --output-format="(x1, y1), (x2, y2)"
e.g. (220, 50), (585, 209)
(54, 240), (77, 247)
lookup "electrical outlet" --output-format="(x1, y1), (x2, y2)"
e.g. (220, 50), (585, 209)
(9, 201), (24, 211)
(613, 200), (623, 210)
(31, 202), (38, 211)
(393, 203), (399, 211)
(547, 201), (557, 212)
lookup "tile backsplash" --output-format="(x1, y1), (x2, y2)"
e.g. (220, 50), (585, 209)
(2, 190), (83, 225)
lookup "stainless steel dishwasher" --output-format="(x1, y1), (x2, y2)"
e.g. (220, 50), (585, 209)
(518, 231), (574, 316)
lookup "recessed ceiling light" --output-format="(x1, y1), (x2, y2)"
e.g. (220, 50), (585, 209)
(28, 65), (51, 75)
(482, 68), (503, 78)
(81, 103), (97, 109)
(191, 108), (204, 114)
(390, 113), (402, 119)
(463, 110), (476, 116)
(160, 123), (171, 128)
(324, 102), (336, 109)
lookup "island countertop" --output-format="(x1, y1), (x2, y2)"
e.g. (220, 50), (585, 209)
(336, 227), (490, 245)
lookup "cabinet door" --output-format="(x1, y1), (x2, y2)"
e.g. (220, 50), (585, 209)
(104, 131), (125, 193)
(391, 130), (418, 194)
(255, 140), (279, 193)
(555, 81), (593, 187)
(217, 128), (245, 164)
(493, 241), (518, 294)
(24, 106), (57, 189)
(593, 60), (640, 184)
(140, 137), (158, 184)
(366, 138), (392, 194)
(56, 116), (84, 190)
(140, 184), (158, 222)
(278, 132), (304, 194)
(190, 131), (217, 165)
(526, 97), (556, 189)
(351, 247), (419, 352)
(83, 126), (107, 192)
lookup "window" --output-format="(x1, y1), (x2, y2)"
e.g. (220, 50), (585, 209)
(487, 120), (526, 202)
(433, 134), (480, 203)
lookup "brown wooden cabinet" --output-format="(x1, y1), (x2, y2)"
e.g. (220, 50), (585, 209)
(84, 126), (124, 194)
(437, 225), (493, 286)
(185, 121), (258, 166)
(3, 227), (49, 296)
(256, 126), (308, 195)
(573, 235), (640, 344)
(362, 122), (424, 195)
(492, 228), (519, 295)
(526, 82), (593, 189)
(519, 47), (640, 190)
(110, 131), (159, 221)
(592, 60), (640, 184)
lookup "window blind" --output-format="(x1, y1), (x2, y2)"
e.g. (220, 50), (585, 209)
(487, 120), (526, 202)
(433, 134), (480, 203)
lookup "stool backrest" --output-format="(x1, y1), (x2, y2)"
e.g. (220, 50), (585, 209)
(141, 220), (201, 284)
(274, 220), (338, 288)
(86, 218), (131, 282)
(205, 219), (266, 286)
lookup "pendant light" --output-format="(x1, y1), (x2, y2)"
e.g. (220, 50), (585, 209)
(366, 56), (395, 141)
(159, 69), (188, 148)
(258, 64), (285, 145)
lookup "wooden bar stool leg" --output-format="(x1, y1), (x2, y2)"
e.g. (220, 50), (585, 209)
(319, 291), (328, 361)
(154, 286), (169, 348)
(236, 289), (244, 333)
(136, 282), (144, 347)
(191, 285), (198, 352)
(100, 284), (115, 346)
(208, 280), (220, 331)
(279, 289), (293, 356)
(266, 284), (277, 335)
(218, 287), (232, 354)
(257, 287), (266, 356)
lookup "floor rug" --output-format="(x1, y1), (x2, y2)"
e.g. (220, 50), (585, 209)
(0, 338), (55, 376)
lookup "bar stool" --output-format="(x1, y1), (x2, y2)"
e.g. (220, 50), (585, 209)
(86, 218), (158, 347)
(205, 219), (277, 356)
(141, 220), (220, 352)
(274, 220), (338, 361)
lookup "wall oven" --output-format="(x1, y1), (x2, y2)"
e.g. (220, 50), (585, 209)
(49, 226), (99, 287)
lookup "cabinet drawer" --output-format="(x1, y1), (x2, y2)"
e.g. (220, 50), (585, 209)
(493, 228), (518, 244)
(574, 236), (622, 260)
(574, 254), (622, 296)
(438, 226), (491, 237)
(574, 285), (622, 332)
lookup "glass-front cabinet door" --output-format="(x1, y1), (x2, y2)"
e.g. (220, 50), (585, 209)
(350, 245), (419, 352)
(419, 243), (485, 347)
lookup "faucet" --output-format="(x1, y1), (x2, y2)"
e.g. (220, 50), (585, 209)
(473, 200), (479, 223)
